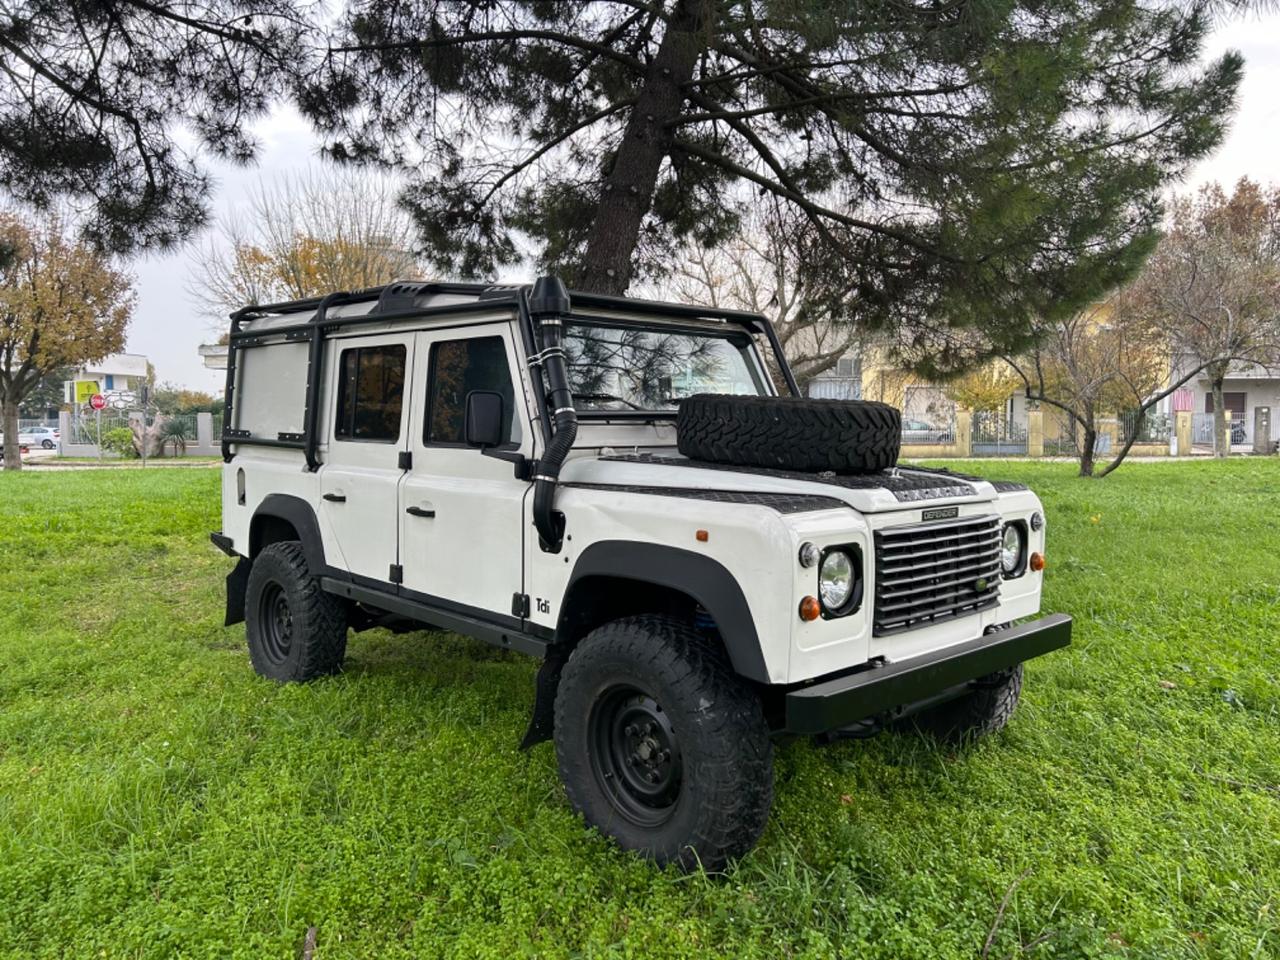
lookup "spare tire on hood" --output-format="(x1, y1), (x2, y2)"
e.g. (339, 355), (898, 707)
(676, 394), (901, 474)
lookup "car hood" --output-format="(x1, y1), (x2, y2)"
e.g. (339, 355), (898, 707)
(559, 453), (1003, 514)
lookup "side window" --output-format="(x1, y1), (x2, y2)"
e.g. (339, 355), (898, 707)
(334, 344), (406, 442)
(426, 336), (519, 446)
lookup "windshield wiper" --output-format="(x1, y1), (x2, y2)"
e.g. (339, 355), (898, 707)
(571, 391), (644, 411)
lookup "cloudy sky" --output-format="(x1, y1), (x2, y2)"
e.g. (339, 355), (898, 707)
(128, 12), (1280, 392)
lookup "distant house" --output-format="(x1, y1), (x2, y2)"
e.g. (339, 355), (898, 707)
(805, 346), (958, 429)
(1163, 357), (1280, 450)
(65, 352), (149, 407)
(198, 343), (229, 371)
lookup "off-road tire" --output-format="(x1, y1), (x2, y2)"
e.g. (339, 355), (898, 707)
(903, 663), (1023, 744)
(677, 394), (900, 474)
(554, 615), (773, 872)
(245, 541), (347, 682)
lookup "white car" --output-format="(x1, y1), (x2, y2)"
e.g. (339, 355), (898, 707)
(210, 277), (1071, 871)
(17, 425), (59, 449)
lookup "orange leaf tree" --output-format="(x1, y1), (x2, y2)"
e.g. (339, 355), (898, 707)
(0, 214), (134, 469)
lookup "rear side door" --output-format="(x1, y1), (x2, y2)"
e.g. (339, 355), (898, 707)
(319, 334), (415, 584)
(399, 324), (532, 618)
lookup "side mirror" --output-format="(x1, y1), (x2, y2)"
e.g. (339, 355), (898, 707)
(464, 390), (505, 448)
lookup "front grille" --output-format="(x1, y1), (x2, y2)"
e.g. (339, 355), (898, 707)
(873, 514), (1002, 636)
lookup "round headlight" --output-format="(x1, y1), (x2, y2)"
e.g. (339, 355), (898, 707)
(819, 550), (855, 611)
(1000, 524), (1025, 575)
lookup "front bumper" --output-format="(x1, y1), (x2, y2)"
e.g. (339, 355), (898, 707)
(784, 613), (1072, 734)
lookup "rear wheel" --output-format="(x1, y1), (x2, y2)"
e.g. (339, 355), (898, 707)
(41, 439), (54, 449)
(245, 541), (347, 681)
(553, 615), (773, 872)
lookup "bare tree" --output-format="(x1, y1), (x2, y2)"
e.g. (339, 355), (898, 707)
(1138, 179), (1280, 457)
(189, 170), (425, 322)
(663, 205), (866, 390)
(1002, 295), (1186, 477)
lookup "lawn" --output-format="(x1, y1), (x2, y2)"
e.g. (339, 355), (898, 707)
(1, 460), (1277, 959)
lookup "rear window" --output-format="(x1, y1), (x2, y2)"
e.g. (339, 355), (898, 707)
(334, 345), (406, 442)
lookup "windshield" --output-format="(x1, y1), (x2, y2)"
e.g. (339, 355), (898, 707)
(562, 320), (768, 413)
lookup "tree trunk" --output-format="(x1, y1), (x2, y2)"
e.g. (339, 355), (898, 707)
(1078, 425), (1097, 477)
(578, 0), (711, 294)
(1210, 367), (1228, 458)
(2, 396), (20, 471)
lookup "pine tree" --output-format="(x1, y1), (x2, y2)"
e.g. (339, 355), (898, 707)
(0, 2), (311, 253)
(306, 0), (1245, 360)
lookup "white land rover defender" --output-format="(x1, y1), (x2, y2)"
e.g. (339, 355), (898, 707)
(211, 276), (1071, 871)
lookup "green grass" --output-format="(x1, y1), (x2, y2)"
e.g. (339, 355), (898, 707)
(1, 461), (1278, 959)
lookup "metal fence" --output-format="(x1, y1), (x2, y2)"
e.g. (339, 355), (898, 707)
(901, 419), (956, 445)
(806, 377), (861, 400)
(69, 412), (203, 449)
(1120, 410), (1172, 444)
(1192, 411), (1280, 453)
(971, 410), (1027, 456)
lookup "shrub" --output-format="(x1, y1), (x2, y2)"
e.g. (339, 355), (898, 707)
(156, 418), (189, 456)
(100, 426), (138, 458)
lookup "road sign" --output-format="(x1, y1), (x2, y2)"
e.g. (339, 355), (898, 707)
(74, 380), (101, 404)
(90, 393), (107, 411)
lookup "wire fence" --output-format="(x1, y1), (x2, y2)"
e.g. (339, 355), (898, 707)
(971, 410), (1028, 456)
(68, 412), (205, 448)
(900, 419), (956, 445)
(1119, 410), (1172, 444)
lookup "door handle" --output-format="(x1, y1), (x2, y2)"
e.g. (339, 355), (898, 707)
(323, 493), (346, 503)
(405, 505), (435, 518)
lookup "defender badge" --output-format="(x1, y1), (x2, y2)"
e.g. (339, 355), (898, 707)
(922, 506), (959, 522)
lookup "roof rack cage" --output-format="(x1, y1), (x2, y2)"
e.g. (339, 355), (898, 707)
(219, 280), (796, 465)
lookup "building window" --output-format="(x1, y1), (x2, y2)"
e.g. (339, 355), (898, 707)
(334, 345), (406, 442)
(426, 336), (518, 445)
(1204, 392), (1247, 418)
(104, 374), (114, 390)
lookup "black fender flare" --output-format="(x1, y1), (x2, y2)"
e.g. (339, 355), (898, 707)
(225, 495), (329, 627)
(250, 494), (327, 573)
(558, 540), (770, 683)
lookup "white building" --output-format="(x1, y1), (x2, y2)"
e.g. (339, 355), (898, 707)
(1162, 358), (1280, 451)
(65, 352), (149, 406)
(198, 343), (229, 371)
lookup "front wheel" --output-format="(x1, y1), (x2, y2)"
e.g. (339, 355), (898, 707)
(553, 615), (773, 872)
(903, 663), (1023, 744)
(244, 541), (347, 682)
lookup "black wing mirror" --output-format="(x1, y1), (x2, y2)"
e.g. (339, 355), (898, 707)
(464, 390), (505, 448)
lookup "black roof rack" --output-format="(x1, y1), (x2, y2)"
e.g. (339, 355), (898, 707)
(219, 279), (797, 465)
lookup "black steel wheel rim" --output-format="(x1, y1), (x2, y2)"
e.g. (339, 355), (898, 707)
(588, 685), (683, 827)
(258, 581), (293, 663)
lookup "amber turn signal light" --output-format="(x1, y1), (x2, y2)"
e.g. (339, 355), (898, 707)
(799, 596), (822, 621)
(1029, 552), (1046, 572)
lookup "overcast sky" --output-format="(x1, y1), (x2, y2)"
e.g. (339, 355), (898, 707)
(128, 12), (1280, 391)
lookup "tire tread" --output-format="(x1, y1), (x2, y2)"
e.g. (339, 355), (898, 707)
(677, 393), (901, 474)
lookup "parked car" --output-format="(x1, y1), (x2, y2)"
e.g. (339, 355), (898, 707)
(0, 442), (31, 461)
(16, 425), (59, 449)
(901, 418), (950, 444)
(211, 277), (1071, 871)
